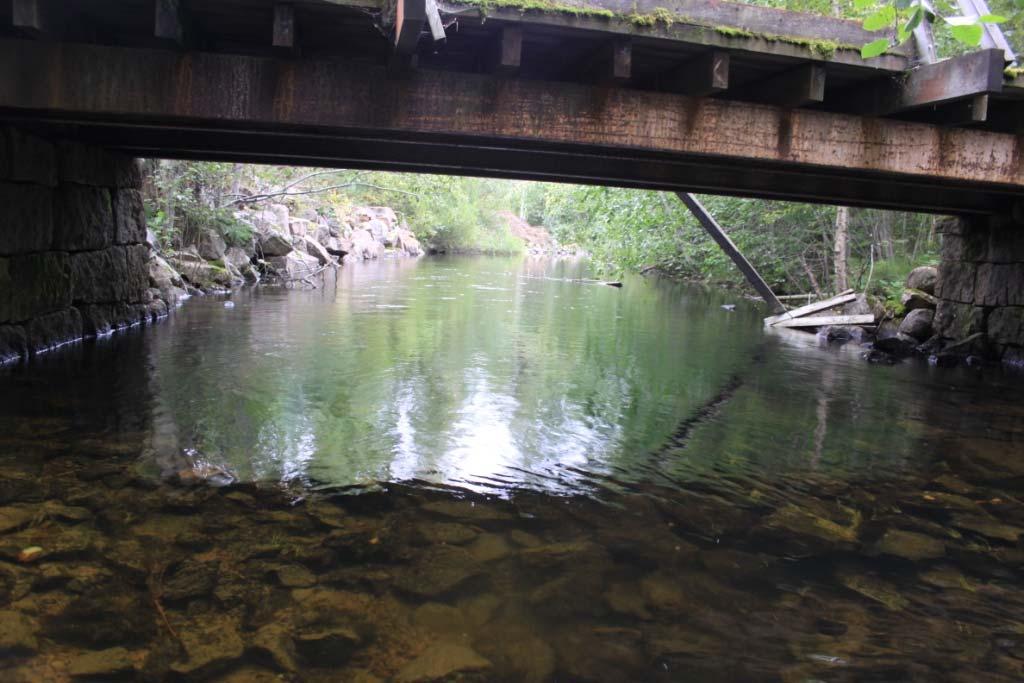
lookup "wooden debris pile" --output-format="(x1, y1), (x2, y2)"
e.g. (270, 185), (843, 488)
(763, 289), (874, 329)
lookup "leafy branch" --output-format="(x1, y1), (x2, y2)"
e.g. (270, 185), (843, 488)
(857, 0), (1016, 58)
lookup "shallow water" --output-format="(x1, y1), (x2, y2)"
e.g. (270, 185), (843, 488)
(2, 256), (1024, 681)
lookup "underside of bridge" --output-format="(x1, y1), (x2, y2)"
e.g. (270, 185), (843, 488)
(1, 0), (1024, 361)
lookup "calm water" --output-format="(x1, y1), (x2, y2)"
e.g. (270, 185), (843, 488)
(2, 256), (1024, 682)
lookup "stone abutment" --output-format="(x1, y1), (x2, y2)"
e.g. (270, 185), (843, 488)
(0, 126), (161, 364)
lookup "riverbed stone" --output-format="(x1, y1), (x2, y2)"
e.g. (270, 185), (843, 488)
(393, 546), (481, 598)
(0, 610), (38, 654)
(251, 623), (299, 672)
(898, 309), (934, 342)
(67, 646), (137, 677)
(162, 559), (219, 602)
(874, 529), (945, 561)
(951, 515), (1023, 543)
(415, 522), (479, 546)
(294, 626), (362, 666)
(0, 506), (35, 533)
(171, 614), (245, 676)
(275, 564), (316, 588)
(394, 643), (491, 683)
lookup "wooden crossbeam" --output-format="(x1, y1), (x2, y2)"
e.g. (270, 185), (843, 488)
(662, 50), (729, 97)
(272, 4), (296, 51)
(489, 26), (522, 77)
(390, 0), (427, 76)
(744, 64), (825, 108)
(12, 0), (51, 37)
(601, 39), (632, 84)
(154, 0), (184, 46)
(847, 49), (1005, 116)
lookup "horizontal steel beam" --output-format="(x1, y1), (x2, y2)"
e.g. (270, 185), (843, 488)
(0, 40), (1020, 214)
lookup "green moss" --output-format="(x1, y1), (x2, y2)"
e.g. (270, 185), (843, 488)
(1006, 66), (1024, 80)
(448, 0), (864, 61)
(455, 0), (614, 19)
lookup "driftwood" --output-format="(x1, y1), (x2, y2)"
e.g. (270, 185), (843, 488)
(771, 314), (875, 329)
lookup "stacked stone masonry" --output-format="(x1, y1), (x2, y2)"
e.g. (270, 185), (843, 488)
(934, 215), (1024, 364)
(0, 126), (160, 363)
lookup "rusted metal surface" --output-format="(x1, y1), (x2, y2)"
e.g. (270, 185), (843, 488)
(0, 39), (1021, 214)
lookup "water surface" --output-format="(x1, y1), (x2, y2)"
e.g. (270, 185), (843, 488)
(1, 256), (1023, 682)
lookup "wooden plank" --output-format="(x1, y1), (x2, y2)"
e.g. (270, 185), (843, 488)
(847, 49), (1005, 116)
(489, 26), (522, 76)
(677, 192), (784, 313)
(154, 0), (184, 46)
(424, 0), (445, 42)
(273, 4), (296, 50)
(772, 314), (874, 328)
(744, 63), (825, 108)
(763, 290), (855, 326)
(663, 50), (729, 97)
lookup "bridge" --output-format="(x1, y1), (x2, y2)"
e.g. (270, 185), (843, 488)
(0, 0), (1023, 361)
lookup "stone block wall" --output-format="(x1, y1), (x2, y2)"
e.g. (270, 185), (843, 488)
(934, 215), (1024, 363)
(0, 126), (161, 364)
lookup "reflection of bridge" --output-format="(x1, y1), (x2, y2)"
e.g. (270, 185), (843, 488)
(1, 0), (1023, 214)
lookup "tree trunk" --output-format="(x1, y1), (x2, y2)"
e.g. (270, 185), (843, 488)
(833, 206), (849, 292)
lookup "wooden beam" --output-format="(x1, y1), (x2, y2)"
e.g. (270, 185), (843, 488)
(3, 40), (1023, 213)
(154, 0), (184, 46)
(662, 50), (729, 97)
(424, 0), (445, 42)
(12, 0), (51, 38)
(393, 0), (427, 55)
(677, 192), (784, 313)
(744, 64), (825, 108)
(847, 49), (1005, 117)
(584, 39), (631, 85)
(772, 314), (874, 328)
(489, 26), (522, 77)
(272, 4), (296, 51)
(764, 290), (855, 326)
(908, 94), (990, 127)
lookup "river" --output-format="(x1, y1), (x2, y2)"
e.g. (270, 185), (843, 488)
(1, 256), (1023, 681)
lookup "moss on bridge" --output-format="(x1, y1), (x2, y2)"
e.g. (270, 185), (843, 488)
(450, 0), (867, 61)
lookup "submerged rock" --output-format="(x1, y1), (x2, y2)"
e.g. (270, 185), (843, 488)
(161, 559), (219, 602)
(295, 626), (361, 666)
(898, 309), (935, 341)
(0, 506), (35, 534)
(392, 546), (481, 598)
(171, 615), (245, 676)
(951, 515), (1023, 543)
(0, 610), (38, 654)
(67, 646), (137, 678)
(251, 624), (299, 672)
(874, 529), (945, 561)
(394, 643), (491, 683)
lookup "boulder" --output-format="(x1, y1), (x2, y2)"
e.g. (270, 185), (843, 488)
(348, 228), (381, 260)
(905, 265), (938, 295)
(362, 219), (390, 241)
(267, 251), (320, 280)
(224, 246), (252, 271)
(268, 204), (290, 232)
(299, 235), (333, 266)
(898, 308), (934, 341)
(289, 218), (314, 238)
(901, 288), (939, 312)
(817, 325), (868, 345)
(395, 228), (423, 257)
(257, 230), (293, 257)
(873, 333), (919, 357)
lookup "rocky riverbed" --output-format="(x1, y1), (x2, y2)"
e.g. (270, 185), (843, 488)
(2, 411), (1024, 682)
(148, 204), (424, 309)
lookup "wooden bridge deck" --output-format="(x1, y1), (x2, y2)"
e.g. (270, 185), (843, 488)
(1, 0), (1022, 214)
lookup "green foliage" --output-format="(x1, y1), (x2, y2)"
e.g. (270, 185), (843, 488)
(449, 0), (614, 19)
